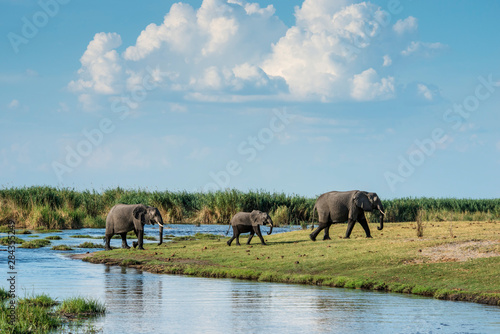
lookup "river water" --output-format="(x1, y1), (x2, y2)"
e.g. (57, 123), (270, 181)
(1, 225), (499, 333)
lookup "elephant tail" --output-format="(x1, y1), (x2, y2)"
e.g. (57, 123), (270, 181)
(225, 223), (231, 235)
(310, 203), (317, 231)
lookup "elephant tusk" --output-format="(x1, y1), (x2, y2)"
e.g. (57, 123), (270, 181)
(379, 209), (385, 216)
(156, 222), (164, 227)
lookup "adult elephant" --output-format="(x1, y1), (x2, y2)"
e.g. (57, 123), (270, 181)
(309, 190), (385, 241)
(105, 204), (164, 251)
(227, 210), (274, 246)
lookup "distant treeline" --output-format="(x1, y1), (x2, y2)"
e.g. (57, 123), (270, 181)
(0, 187), (498, 229)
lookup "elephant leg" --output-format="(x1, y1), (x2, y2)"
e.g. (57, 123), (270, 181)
(227, 226), (237, 246)
(132, 229), (138, 248)
(358, 213), (372, 238)
(247, 231), (255, 245)
(105, 234), (112, 251)
(344, 219), (356, 239)
(136, 229), (145, 250)
(323, 223), (332, 240)
(254, 226), (266, 245)
(120, 233), (130, 249)
(310, 222), (328, 241)
(234, 227), (242, 246)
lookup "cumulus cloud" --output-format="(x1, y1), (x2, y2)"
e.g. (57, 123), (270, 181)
(262, 1), (402, 100)
(351, 68), (395, 101)
(68, 0), (444, 105)
(393, 16), (417, 35)
(68, 32), (123, 95)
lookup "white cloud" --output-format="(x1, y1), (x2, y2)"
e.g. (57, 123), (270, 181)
(351, 68), (395, 101)
(393, 16), (417, 35)
(68, 32), (123, 95)
(382, 54), (392, 67)
(8, 99), (20, 109)
(401, 41), (446, 57)
(417, 83), (433, 100)
(68, 0), (444, 105)
(262, 1), (397, 100)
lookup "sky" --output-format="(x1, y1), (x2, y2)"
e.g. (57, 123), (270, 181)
(1, 0), (499, 199)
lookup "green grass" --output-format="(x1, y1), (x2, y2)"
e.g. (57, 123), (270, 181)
(1, 186), (498, 230)
(86, 221), (500, 306)
(57, 297), (106, 317)
(44, 235), (62, 240)
(77, 242), (103, 249)
(19, 239), (51, 248)
(34, 228), (63, 233)
(16, 229), (32, 234)
(0, 287), (9, 301)
(0, 237), (24, 245)
(51, 245), (74, 251)
(0, 293), (105, 334)
(0, 226), (12, 233)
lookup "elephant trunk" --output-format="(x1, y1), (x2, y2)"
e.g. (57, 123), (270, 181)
(267, 219), (273, 235)
(377, 206), (385, 231)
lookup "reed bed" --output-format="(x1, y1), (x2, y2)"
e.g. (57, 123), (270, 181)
(0, 186), (498, 229)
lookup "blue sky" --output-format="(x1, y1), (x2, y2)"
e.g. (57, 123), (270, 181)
(1, 0), (499, 199)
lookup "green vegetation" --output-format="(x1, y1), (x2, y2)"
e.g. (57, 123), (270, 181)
(58, 297), (106, 317)
(44, 235), (62, 240)
(51, 245), (74, 251)
(34, 228), (63, 233)
(19, 239), (51, 249)
(0, 290), (105, 334)
(86, 221), (500, 306)
(70, 235), (102, 239)
(0, 225), (12, 233)
(77, 242), (103, 249)
(0, 237), (24, 245)
(0, 186), (499, 230)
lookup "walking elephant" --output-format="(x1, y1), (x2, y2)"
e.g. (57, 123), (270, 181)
(227, 210), (274, 246)
(309, 190), (385, 241)
(105, 204), (164, 250)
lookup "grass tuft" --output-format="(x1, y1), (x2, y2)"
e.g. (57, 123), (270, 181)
(19, 239), (51, 248)
(57, 297), (106, 317)
(51, 245), (74, 251)
(77, 242), (103, 249)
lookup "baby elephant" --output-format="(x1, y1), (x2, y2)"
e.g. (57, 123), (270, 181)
(227, 210), (274, 246)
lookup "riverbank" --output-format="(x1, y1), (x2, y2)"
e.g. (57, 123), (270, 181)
(84, 220), (500, 306)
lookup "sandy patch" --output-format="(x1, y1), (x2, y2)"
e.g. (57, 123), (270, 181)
(419, 240), (500, 263)
(69, 252), (94, 260)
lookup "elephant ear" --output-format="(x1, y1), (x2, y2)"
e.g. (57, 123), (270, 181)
(250, 210), (262, 226)
(132, 206), (146, 231)
(354, 192), (372, 211)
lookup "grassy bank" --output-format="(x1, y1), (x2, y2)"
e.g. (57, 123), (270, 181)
(85, 220), (500, 306)
(1, 186), (499, 229)
(0, 290), (105, 334)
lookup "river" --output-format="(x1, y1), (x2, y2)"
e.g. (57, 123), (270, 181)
(1, 225), (499, 333)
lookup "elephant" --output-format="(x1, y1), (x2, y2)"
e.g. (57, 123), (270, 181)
(105, 204), (164, 251)
(309, 190), (385, 241)
(227, 210), (274, 246)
